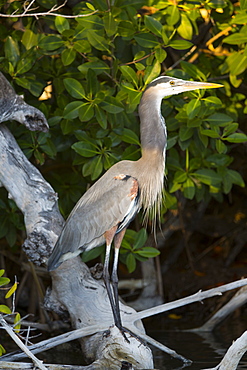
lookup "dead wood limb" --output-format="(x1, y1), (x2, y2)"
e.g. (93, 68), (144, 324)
(1, 321), (189, 365)
(0, 72), (48, 132)
(0, 324), (106, 362)
(0, 124), (64, 265)
(127, 277), (247, 322)
(191, 285), (247, 332)
(202, 330), (247, 370)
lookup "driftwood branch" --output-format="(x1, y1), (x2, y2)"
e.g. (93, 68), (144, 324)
(203, 330), (247, 370)
(0, 124), (64, 265)
(0, 72), (48, 132)
(192, 285), (247, 332)
(127, 278), (247, 322)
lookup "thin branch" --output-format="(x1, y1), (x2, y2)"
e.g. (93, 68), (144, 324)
(122, 52), (155, 66)
(128, 277), (247, 322)
(0, 324), (107, 362)
(0, 10), (98, 18)
(0, 0), (98, 19)
(0, 315), (48, 370)
(192, 285), (247, 332)
(23, 0), (37, 15)
(167, 45), (197, 70)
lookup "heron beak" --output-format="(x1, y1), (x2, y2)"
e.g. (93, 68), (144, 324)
(183, 81), (223, 91)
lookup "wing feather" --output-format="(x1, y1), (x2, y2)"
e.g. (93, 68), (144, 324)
(48, 173), (139, 271)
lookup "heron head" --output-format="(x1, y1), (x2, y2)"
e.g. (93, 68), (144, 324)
(145, 76), (223, 100)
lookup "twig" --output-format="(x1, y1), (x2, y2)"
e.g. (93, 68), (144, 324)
(0, 324), (106, 362)
(5, 315), (70, 332)
(0, 315), (48, 370)
(0, 0), (98, 20)
(23, 0), (37, 15)
(0, 10), (98, 18)
(122, 52), (155, 66)
(205, 26), (233, 48)
(167, 45), (198, 70)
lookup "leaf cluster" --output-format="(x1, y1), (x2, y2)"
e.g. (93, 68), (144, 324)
(0, 0), (246, 271)
(0, 269), (21, 356)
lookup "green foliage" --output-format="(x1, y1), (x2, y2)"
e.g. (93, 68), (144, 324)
(120, 229), (160, 273)
(0, 195), (24, 247)
(0, 270), (21, 355)
(0, 0), (246, 265)
(81, 228), (159, 272)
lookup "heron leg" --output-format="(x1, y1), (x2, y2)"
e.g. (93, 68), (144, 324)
(103, 226), (122, 328)
(111, 247), (121, 326)
(111, 228), (126, 328)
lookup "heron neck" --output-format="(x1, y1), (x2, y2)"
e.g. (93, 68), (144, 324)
(138, 92), (167, 159)
(136, 92), (167, 216)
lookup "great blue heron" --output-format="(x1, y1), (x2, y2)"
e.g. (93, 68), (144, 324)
(48, 76), (222, 332)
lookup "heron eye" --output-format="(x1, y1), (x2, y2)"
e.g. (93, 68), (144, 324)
(170, 81), (175, 86)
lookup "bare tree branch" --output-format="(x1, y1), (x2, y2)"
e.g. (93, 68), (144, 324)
(203, 330), (247, 370)
(0, 0), (98, 19)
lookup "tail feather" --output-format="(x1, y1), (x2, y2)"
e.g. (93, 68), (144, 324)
(47, 238), (64, 271)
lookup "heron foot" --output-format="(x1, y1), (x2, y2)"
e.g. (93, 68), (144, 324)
(117, 325), (146, 345)
(116, 325), (130, 343)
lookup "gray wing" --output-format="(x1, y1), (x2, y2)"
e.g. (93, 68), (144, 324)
(48, 173), (139, 271)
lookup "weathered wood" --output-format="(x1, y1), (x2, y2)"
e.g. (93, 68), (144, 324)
(126, 277), (247, 322)
(203, 330), (247, 370)
(192, 285), (247, 332)
(0, 124), (64, 265)
(0, 72), (48, 132)
(0, 361), (156, 370)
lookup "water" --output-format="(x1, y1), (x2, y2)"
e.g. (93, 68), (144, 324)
(149, 317), (247, 369)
